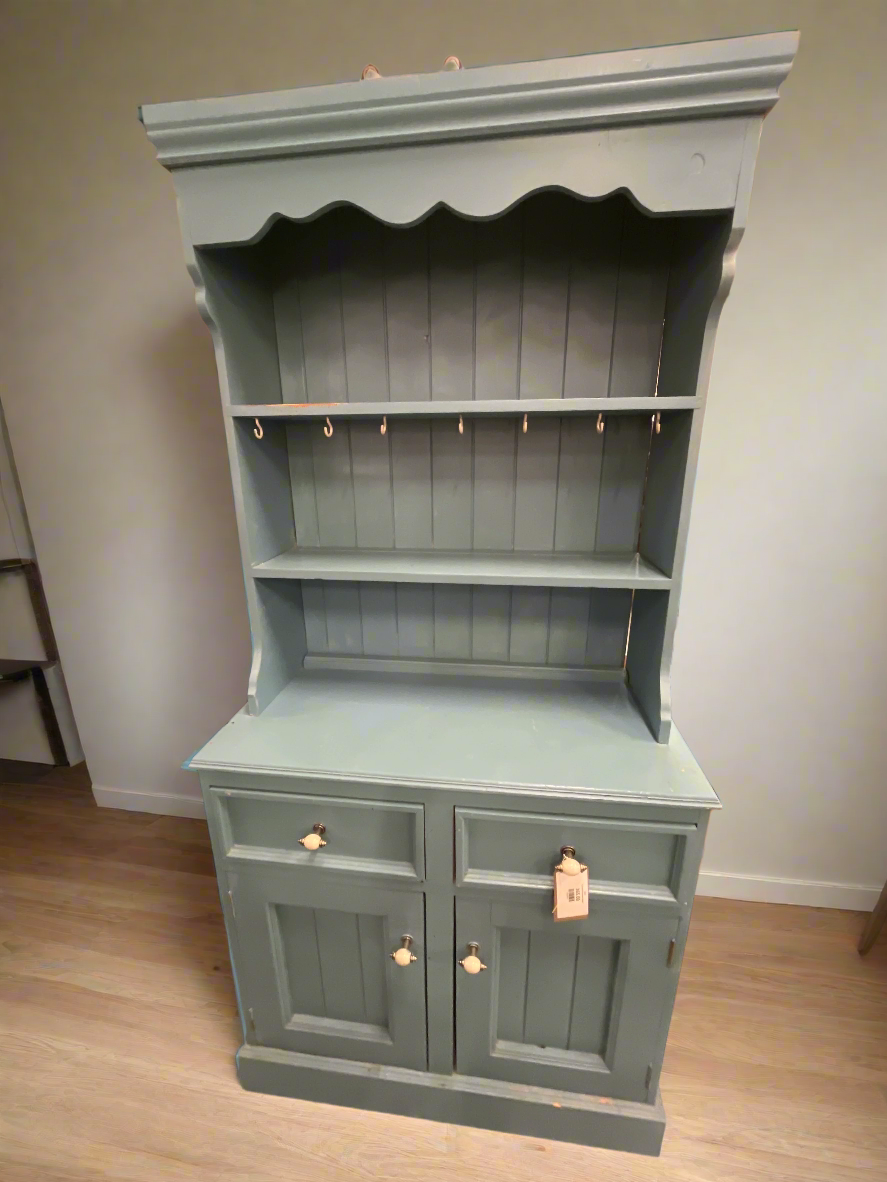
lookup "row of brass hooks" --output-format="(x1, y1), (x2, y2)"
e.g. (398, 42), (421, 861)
(254, 411), (663, 441)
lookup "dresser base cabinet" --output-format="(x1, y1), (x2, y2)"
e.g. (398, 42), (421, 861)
(237, 1045), (667, 1156)
(143, 32), (796, 1158)
(199, 758), (710, 1156)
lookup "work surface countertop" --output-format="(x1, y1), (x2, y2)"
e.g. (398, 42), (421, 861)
(190, 670), (719, 808)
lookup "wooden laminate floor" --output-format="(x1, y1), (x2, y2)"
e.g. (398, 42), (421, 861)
(1, 762), (885, 1181)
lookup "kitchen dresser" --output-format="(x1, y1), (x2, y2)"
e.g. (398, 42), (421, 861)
(141, 32), (796, 1155)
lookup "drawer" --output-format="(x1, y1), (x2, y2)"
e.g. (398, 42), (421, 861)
(455, 807), (696, 905)
(210, 786), (424, 880)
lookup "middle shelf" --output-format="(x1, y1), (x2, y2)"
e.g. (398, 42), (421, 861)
(252, 548), (669, 589)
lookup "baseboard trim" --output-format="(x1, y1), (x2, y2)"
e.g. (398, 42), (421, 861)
(237, 1044), (665, 1155)
(92, 784), (206, 819)
(88, 787), (882, 910)
(696, 870), (881, 911)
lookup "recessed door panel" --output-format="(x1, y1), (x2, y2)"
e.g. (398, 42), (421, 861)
(456, 896), (678, 1100)
(231, 864), (426, 1070)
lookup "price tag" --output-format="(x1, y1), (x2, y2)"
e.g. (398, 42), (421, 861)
(553, 865), (589, 921)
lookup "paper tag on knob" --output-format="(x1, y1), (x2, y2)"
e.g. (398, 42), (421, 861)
(553, 865), (589, 921)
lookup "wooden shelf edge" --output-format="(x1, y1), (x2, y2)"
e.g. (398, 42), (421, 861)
(251, 549), (671, 589)
(230, 397), (700, 420)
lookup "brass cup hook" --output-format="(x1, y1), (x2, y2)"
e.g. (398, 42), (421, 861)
(253, 418), (263, 440)
(324, 417), (334, 438)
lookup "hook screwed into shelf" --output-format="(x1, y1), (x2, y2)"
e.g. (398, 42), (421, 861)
(458, 415), (464, 435)
(253, 418), (263, 440)
(523, 413), (528, 434)
(380, 416), (387, 436)
(324, 417), (334, 438)
(653, 412), (661, 435)
(596, 413), (605, 435)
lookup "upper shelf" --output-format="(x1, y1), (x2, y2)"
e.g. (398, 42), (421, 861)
(232, 398), (699, 420)
(252, 548), (669, 590)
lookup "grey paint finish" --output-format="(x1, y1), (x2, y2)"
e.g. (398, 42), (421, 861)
(231, 397), (702, 418)
(177, 118), (755, 248)
(455, 808), (693, 904)
(148, 31), (794, 1158)
(253, 551), (668, 589)
(237, 1045), (667, 1156)
(211, 786), (425, 880)
(141, 33), (798, 167)
(198, 752), (710, 1151)
(190, 669), (719, 807)
(230, 864), (427, 1070)
(214, 195), (676, 408)
(456, 896), (679, 1101)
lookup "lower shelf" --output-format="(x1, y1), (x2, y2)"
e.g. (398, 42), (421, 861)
(252, 548), (670, 589)
(237, 1043), (666, 1155)
(189, 668), (719, 807)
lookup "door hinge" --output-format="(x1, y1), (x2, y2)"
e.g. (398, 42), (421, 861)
(228, 889), (236, 919)
(645, 1064), (654, 1091)
(667, 938), (676, 967)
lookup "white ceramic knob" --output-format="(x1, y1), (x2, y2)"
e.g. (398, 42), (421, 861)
(390, 935), (417, 966)
(560, 856), (581, 876)
(299, 825), (326, 851)
(459, 942), (487, 973)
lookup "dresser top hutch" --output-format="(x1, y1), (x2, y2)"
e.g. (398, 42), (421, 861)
(140, 32), (797, 803)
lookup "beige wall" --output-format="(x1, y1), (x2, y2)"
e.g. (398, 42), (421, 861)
(1, 1), (885, 904)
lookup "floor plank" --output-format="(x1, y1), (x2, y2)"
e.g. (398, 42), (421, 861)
(0, 763), (885, 1180)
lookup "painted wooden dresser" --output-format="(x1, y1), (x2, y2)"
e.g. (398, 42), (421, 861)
(141, 32), (796, 1155)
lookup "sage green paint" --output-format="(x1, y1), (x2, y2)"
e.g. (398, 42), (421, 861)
(455, 895), (680, 1101)
(144, 32), (796, 1157)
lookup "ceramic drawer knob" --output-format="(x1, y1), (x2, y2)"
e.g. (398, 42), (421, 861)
(299, 823), (327, 851)
(391, 934), (417, 966)
(460, 942), (487, 974)
(559, 845), (582, 876)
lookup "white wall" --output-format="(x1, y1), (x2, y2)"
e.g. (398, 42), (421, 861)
(1, 1), (885, 906)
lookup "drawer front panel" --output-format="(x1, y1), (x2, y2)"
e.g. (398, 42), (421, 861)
(211, 786), (424, 879)
(456, 807), (695, 904)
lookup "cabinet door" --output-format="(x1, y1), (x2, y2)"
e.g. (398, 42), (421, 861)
(455, 896), (678, 1101)
(230, 865), (427, 1070)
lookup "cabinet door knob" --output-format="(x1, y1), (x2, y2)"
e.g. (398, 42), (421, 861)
(459, 942), (487, 974)
(299, 823), (327, 851)
(391, 934), (417, 966)
(558, 845), (585, 876)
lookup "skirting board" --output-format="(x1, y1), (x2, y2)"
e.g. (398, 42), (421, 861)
(91, 784), (205, 819)
(90, 788), (883, 910)
(696, 870), (882, 911)
(237, 1044), (665, 1155)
